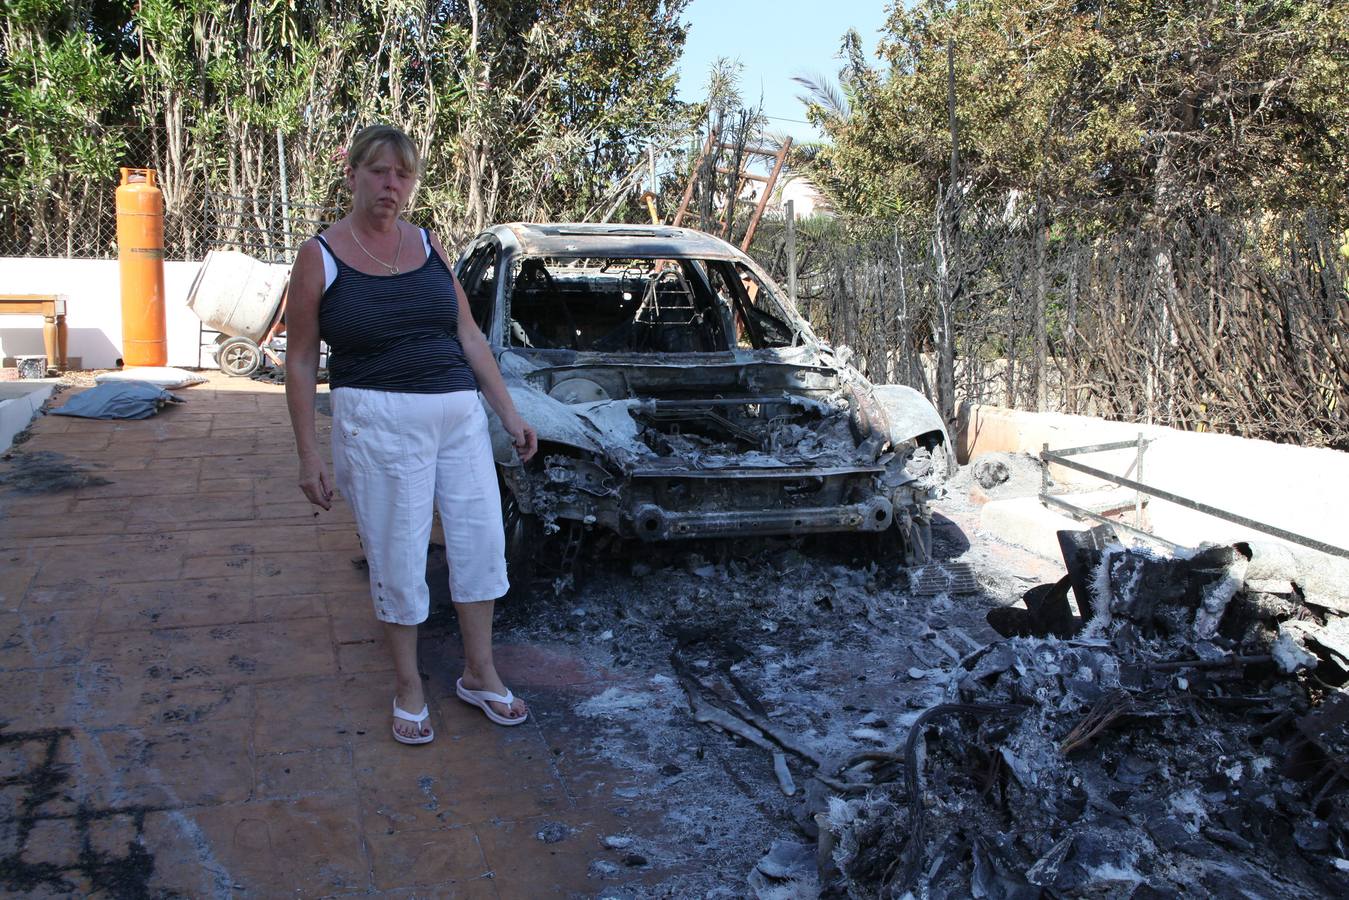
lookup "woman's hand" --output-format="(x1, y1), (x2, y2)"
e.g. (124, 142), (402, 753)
(298, 453), (335, 510)
(502, 414), (538, 463)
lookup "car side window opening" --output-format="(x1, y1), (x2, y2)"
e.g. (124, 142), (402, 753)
(506, 256), (730, 352)
(459, 242), (499, 333)
(705, 261), (797, 350)
(705, 262), (754, 349)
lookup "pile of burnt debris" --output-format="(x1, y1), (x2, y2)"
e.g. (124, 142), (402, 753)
(734, 527), (1349, 898)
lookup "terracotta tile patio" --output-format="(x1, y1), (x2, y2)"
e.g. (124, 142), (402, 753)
(0, 374), (656, 897)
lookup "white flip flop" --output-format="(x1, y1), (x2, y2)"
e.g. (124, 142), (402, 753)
(392, 700), (434, 744)
(455, 677), (528, 726)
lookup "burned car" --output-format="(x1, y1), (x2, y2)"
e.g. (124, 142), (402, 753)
(454, 223), (954, 590)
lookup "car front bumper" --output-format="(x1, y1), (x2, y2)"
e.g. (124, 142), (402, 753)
(628, 495), (893, 541)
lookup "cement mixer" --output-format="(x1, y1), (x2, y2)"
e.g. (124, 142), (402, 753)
(185, 250), (291, 376)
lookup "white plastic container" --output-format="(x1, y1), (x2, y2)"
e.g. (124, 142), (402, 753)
(15, 355), (48, 379)
(186, 250), (290, 342)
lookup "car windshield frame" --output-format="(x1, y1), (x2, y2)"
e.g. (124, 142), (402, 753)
(499, 251), (805, 353)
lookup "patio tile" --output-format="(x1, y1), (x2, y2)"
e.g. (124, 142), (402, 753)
(142, 794), (370, 896)
(474, 815), (604, 895)
(0, 557), (37, 611)
(365, 825), (490, 891)
(153, 436), (259, 459)
(87, 720), (254, 808)
(182, 523), (320, 553)
(252, 676), (354, 753)
(176, 552), (253, 581)
(89, 617), (337, 689)
(328, 598), (383, 644)
(336, 639), (393, 675)
(93, 578), (253, 632)
(2, 512), (132, 541)
(251, 550), (370, 596)
(70, 469), (205, 498)
(253, 746), (353, 801)
(254, 592), (327, 622)
(127, 491), (255, 527)
(14, 432), (110, 453)
(35, 541), (186, 587)
(0, 608), (94, 669)
(1, 667), (83, 731)
(75, 669), (251, 730)
(0, 375), (684, 896)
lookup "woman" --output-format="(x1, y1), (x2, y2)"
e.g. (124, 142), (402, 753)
(285, 124), (537, 744)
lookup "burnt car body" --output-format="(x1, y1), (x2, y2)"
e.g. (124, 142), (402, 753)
(454, 223), (954, 585)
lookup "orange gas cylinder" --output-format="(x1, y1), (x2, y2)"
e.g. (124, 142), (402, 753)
(115, 167), (168, 366)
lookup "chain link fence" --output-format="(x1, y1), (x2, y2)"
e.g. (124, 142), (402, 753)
(0, 128), (342, 263)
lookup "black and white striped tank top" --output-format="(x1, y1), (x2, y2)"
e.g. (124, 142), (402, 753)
(316, 229), (478, 394)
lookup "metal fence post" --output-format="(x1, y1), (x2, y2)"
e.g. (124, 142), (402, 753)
(1042, 442), (1050, 499)
(276, 128), (292, 259)
(1134, 432), (1145, 526)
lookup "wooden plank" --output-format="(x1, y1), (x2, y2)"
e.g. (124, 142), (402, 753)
(714, 167), (770, 184)
(739, 137), (792, 251)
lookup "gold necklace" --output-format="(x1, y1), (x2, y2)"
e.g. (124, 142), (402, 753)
(349, 222), (405, 275)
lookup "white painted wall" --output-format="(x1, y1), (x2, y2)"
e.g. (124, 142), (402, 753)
(0, 257), (208, 369)
(960, 403), (1348, 552)
(777, 176), (831, 219)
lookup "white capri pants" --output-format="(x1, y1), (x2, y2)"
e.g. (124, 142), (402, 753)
(331, 387), (509, 624)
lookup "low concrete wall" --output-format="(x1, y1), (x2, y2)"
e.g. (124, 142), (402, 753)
(959, 403), (1348, 551)
(0, 257), (208, 370)
(0, 382), (56, 453)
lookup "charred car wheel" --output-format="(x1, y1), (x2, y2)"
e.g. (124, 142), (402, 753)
(869, 512), (934, 568)
(500, 484), (539, 602)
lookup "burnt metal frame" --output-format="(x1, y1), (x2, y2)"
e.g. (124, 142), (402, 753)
(1040, 437), (1349, 559)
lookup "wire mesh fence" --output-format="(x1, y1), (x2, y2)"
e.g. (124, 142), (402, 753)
(0, 127), (342, 262)
(0, 189), (343, 263)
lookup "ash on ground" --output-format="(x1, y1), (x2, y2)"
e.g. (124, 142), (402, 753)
(946, 451), (1049, 501)
(832, 531), (1349, 899)
(0, 449), (109, 493)
(471, 514), (991, 898)
(444, 470), (1348, 898)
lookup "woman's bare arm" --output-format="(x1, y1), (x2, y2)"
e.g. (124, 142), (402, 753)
(429, 233), (537, 463)
(284, 238), (335, 508)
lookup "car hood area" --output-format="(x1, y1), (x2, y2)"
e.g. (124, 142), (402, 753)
(496, 347), (895, 474)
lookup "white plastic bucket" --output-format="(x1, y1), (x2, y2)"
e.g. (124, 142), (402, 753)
(186, 250), (290, 342)
(15, 355), (47, 379)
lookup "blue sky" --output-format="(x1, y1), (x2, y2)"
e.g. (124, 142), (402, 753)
(674, 0), (892, 144)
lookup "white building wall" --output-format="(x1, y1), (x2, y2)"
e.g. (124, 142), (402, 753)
(777, 176), (830, 218)
(0, 257), (208, 369)
(960, 403), (1347, 552)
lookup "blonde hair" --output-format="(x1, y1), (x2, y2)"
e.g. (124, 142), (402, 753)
(346, 125), (419, 175)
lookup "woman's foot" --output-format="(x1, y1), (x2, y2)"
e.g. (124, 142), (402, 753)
(458, 668), (528, 722)
(393, 683), (431, 742)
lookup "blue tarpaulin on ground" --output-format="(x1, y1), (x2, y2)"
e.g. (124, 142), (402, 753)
(50, 381), (184, 420)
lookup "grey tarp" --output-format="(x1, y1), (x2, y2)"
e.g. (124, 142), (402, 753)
(51, 381), (184, 420)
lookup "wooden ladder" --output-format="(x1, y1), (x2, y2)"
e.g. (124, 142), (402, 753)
(671, 127), (792, 252)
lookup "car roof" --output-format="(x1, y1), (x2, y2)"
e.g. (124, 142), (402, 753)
(489, 223), (747, 260)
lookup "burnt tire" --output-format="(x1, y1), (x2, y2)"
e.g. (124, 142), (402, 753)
(870, 512), (934, 568)
(500, 485), (539, 603)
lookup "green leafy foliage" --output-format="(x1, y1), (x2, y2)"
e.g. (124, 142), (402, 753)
(0, 0), (692, 253)
(804, 0), (1349, 227)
